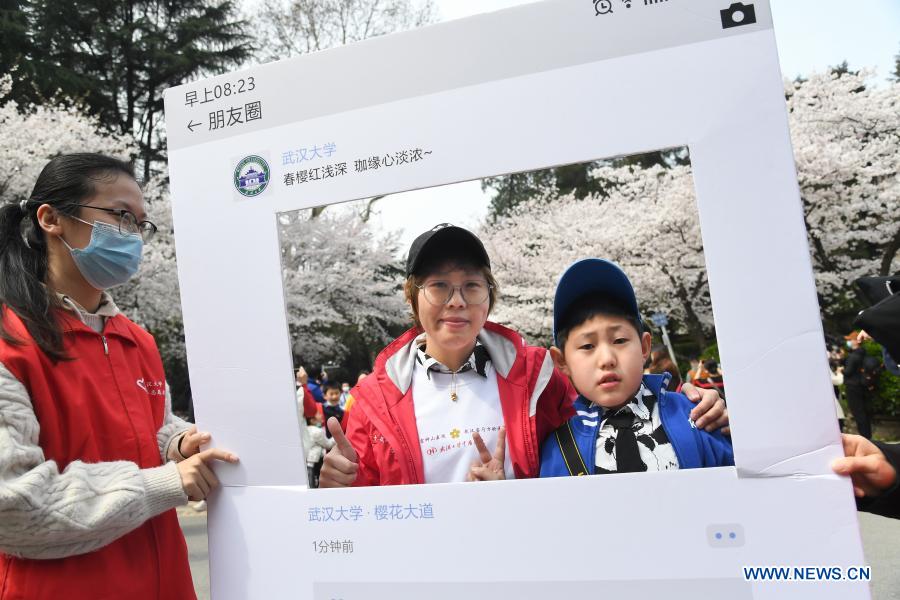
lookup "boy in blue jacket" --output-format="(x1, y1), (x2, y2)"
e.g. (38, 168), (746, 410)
(540, 259), (733, 477)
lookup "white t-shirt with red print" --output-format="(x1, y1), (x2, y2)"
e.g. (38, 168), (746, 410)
(412, 343), (514, 484)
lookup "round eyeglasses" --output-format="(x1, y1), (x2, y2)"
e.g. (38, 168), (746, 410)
(74, 204), (158, 242)
(417, 280), (493, 306)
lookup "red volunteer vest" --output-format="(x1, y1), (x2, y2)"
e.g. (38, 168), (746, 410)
(0, 307), (195, 600)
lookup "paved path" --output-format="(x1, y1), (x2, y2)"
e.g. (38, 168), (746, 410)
(179, 507), (210, 598)
(180, 508), (899, 599)
(860, 511), (900, 600)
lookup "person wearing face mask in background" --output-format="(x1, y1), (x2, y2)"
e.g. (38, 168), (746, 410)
(0, 154), (238, 600)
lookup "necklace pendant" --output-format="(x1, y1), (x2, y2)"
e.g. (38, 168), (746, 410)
(450, 392), (458, 402)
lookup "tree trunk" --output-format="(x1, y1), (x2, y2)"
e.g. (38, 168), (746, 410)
(143, 88), (155, 182)
(660, 264), (707, 349)
(880, 224), (900, 276)
(123, 1), (136, 137)
(359, 195), (384, 222)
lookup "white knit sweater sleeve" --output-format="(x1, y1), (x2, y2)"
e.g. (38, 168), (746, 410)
(157, 383), (192, 462)
(0, 362), (188, 560)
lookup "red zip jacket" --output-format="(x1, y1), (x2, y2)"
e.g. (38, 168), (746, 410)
(0, 308), (194, 600)
(346, 322), (577, 486)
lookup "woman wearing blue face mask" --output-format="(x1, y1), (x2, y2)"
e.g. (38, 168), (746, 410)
(0, 154), (237, 599)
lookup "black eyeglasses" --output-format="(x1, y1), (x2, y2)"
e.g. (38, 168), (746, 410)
(74, 204), (158, 242)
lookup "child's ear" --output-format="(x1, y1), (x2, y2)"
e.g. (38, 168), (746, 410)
(640, 332), (653, 361)
(549, 346), (571, 377)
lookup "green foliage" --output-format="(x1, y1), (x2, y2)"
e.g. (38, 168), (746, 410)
(668, 337), (721, 382)
(863, 340), (900, 417)
(829, 60), (860, 79)
(4, 0), (254, 179)
(894, 44), (900, 81)
(701, 341), (720, 363)
(0, 1), (31, 99)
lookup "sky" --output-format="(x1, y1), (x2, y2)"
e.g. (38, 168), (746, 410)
(360, 0), (900, 251)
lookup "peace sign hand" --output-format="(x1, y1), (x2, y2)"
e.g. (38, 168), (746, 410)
(467, 427), (507, 482)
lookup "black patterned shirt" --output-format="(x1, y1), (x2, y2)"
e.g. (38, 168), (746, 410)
(588, 383), (680, 473)
(415, 339), (491, 379)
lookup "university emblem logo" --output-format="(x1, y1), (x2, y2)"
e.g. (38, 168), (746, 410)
(234, 155), (270, 197)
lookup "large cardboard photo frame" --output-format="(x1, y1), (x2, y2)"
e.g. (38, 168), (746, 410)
(164, 1), (868, 598)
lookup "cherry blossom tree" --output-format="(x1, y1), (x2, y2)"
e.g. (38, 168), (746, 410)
(481, 163), (712, 348)
(481, 71), (900, 344)
(114, 178), (185, 360)
(4, 63), (896, 390)
(279, 204), (408, 367)
(787, 71), (900, 325)
(0, 74), (134, 204)
(252, 0), (436, 62)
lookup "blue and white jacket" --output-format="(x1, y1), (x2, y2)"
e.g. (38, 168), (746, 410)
(540, 374), (734, 477)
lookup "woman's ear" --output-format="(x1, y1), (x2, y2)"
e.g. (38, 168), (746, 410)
(550, 346), (571, 377)
(36, 204), (64, 237)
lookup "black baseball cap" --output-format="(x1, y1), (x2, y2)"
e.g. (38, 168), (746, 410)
(405, 224), (491, 277)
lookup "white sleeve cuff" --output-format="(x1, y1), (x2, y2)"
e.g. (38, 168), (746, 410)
(140, 462), (188, 517)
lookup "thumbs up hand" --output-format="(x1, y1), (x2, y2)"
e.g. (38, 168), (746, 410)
(318, 417), (359, 488)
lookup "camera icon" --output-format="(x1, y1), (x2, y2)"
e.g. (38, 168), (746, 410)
(720, 2), (757, 29)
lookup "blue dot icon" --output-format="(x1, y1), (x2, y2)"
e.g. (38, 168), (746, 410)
(715, 533), (722, 539)
(729, 532), (736, 539)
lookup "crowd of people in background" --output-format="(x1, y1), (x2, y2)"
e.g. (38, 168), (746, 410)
(643, 328), (896, 443)
(643, 349), (726, 400)
(295, 367), (368, 487)
(296, 347), (733, 489)
(295, 329), (895, 488)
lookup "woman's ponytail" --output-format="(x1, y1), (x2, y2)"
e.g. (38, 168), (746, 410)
(0, 199), (65, 360)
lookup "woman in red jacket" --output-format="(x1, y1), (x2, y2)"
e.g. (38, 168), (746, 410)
(0, 154), (237, 600)
(319, 224), (727, 487)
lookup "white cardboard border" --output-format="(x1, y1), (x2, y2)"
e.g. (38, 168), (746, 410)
(164, 1), (867, 598)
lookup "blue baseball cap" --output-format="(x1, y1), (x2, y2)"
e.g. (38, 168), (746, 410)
(553, 258), (642, 346)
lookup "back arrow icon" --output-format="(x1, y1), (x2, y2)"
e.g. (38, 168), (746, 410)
(187, 120), (201, 132)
